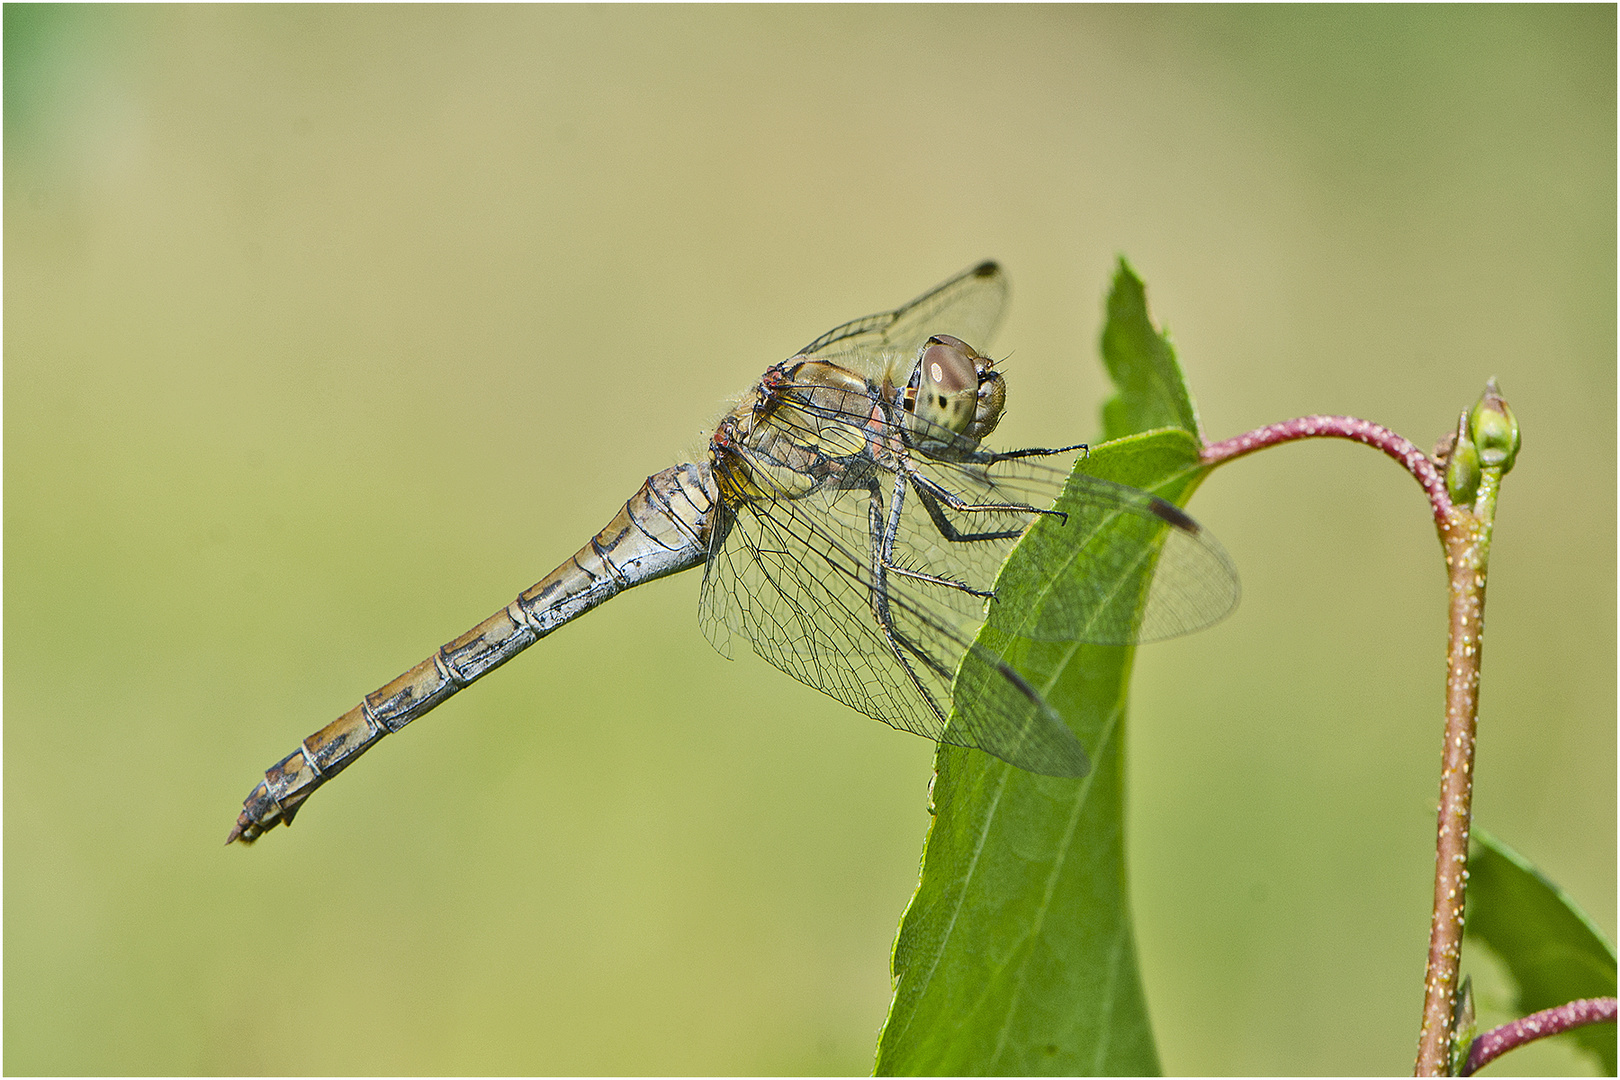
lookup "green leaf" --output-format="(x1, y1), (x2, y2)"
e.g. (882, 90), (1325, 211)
(876, 267), (1207, 1076)
(1465, 828), (1618, 1074)
(1099, 258), (1201, 442)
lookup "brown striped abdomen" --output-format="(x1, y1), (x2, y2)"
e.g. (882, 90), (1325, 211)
(227, 461), (715, 843)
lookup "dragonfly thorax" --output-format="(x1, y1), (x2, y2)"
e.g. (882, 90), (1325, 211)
(707, 361), (873, 504)
(709, 336), (1014, 508)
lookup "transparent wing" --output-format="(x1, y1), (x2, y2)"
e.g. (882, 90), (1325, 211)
(696, 460), (1091, 778)
(984, 467), (1241, 645)
(798, 261), (1009, 370)
(727, 380), (1239, 648)
(900, 455), (1241, 646)
(695, 328), (1239, 776)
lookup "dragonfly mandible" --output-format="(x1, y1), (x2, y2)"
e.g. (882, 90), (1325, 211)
(228, 261), (1238, 844)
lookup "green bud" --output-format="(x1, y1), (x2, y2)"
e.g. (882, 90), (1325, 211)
(1445, 412), (1481, 506)
(1469, 378), (1520, 473)
(1449, 975), (1477, 1076)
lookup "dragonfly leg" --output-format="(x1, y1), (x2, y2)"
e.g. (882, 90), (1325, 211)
(876, 472), (995, 598)
(909, 470), (1070, 532)
(883, 562), (994, 598)
(982, 441), (1089, 463)
(866, 477), (953, 730)
(910, 480), (1028, 544)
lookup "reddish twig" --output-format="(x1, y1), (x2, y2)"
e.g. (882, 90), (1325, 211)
(1462, 997), (1617, 1075)
(1200, 408), (1512, 1074)
(1202, 415), (1451, 525)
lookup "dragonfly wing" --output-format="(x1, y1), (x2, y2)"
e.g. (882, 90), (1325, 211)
(848, 388), (1236, 647)
(697, 474), (1090, 778)
(799, 261), (1009, 367)
(886, 459), (1048, 625)
(983, 469), (1241, 646)
(717, 384), (1237, 650)
(696, 502), (742, 662)
(740, 381), (1049, 634)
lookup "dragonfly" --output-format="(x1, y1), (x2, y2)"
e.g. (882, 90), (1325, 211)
(228, 261), (1238, 844)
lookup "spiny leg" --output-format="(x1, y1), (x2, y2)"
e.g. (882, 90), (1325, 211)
(878, 471), (994, 599)
(884, 562), (994, 599)
(981, 442), (1089, 463)
(911, 480), (1028, 545)
(909, 469), (1071, 532)
(872, 473), (1049, 753)
(866, 475), (953, 730)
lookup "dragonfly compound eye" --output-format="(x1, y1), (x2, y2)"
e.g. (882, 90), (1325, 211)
(968, 364), (1005, 442)
(909, 335), (982, 440)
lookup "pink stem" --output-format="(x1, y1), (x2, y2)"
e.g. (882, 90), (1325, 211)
(1202, 415), (1451, 525)
(1463, 997), (1617, 1075)
(1201, 413), (1490, 1074)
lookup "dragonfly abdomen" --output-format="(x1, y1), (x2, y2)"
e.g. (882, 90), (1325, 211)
(227, 462), (716, 844)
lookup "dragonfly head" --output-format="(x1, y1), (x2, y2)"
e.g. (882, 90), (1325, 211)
(904, 335), (1006, 451)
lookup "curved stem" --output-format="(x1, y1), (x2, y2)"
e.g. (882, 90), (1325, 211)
(1201, 412), (1506, 1074)
(1202, 415), (1451, 525)
(1462, 997), (1617, 1075)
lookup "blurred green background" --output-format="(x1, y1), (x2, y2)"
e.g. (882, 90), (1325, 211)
(6, 6), (1613, 1075)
